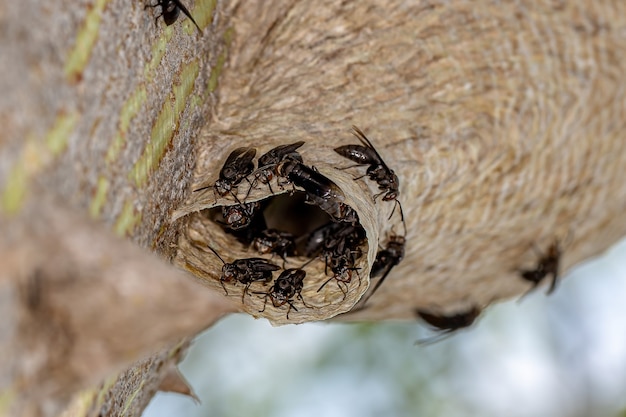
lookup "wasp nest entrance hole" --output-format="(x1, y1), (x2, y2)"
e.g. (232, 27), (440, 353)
(207, 192), (332, 250)
(177, 189), (371, 325)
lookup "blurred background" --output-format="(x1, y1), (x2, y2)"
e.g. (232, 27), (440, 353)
(144, 238), (626, 417)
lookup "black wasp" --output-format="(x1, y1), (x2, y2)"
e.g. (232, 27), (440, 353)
(218, 198), (268, 246)
(195, 147), (257, 201)
(277, 159), (357, 223)
(334, 126), (405, 232)
(146, 0), (203, 33)
(414, 305), (482, 345)
(317, 247), (362, 299)
(359, 235), (405, 306)
(207, 246), (280, 302)
(258, 268), (309, 319)
(518, 239), (563, 297)
(304, 222), (366, 259)
(249, 141), (305, 195)
(306, 222), (365, 297)
(221, 200), (261, 231)
(252, 229), (297, 266)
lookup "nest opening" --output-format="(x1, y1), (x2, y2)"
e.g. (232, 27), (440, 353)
(207, 191), (332, 252)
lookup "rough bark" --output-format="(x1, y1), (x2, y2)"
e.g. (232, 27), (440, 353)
(1, 0), (625, 416)
(0, 1), (236, 415)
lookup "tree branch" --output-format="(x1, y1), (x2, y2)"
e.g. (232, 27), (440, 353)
(0, 193), (236, 416)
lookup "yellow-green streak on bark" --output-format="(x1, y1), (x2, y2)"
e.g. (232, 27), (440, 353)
(1, 163), (27, 215)
(1, 113), (77, 214)
(189, 93), (204, 110)
(129, 60), (200, 187)
(167, 339), (188, 359)
(174, 61), (200, 115)
(46, 112), (79, 156)
(128, 100), (174, 187)
(106, 87), (148, 164)
(190, 26), (231, 108)
(120, 380), (145, 417)
(208, 52), (226, 93)
(183, 0), (217, 35)
(64, 0), (109, 82)
(94, 375), (118, 410)
(0, 388), (15, 416)
(89, 177), (110, 218)
(114, 200), (142, 237)
(143, 28), (174, 79)
(223, 26), (234, 46)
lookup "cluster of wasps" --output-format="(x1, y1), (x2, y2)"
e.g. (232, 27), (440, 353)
(194, 137), (365, 318)
(147, 2), (570, 333)
(191, 126), (411, 319)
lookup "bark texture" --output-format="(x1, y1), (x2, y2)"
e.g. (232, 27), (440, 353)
(0, 0), (625, 416)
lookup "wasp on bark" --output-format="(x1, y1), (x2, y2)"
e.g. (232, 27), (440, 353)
(145, 0), (203, 33)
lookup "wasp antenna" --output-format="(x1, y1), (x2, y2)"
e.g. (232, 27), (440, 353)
(231, 191), (244, 205)
(244, 179), (258, 200)
(386, 199), (405, 228)
(193, 184), (212, 192)
(397, 200), (407, 236)
(299, 257), (316, 269)
(206, 246), (226, 265)
(214, 219), (230, 228)
(317, 276), (335, 292)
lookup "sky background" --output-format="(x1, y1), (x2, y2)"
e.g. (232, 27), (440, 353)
(144, 237), (626, 417)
